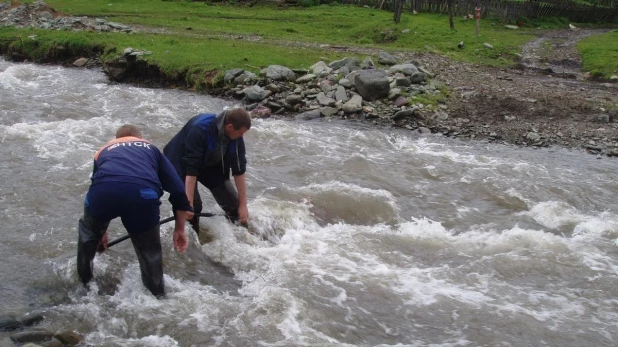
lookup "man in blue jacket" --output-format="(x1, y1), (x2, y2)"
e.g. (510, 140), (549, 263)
(163, 108), (251, 233)
(78, 124), (192, 298)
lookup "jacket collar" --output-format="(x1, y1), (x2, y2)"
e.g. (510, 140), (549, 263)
(216, 110), (227, 138)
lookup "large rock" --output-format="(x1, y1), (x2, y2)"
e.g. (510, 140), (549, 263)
(377, 51), (397, 65)
(334, 86), (348, 102)
(409, 72), (426, 84)
(243, 85), (271, 102)
(354, 70), (390, 101)
(10, 330), (54, 344)
(103, 60), (129, 82)
(53, 330), (82, 346)
(72, 57), (88, 67)
(328, 57), (360, 71)
(317, 92), (336, 106)
(295, 109), (321, 121)
(345, 71), (360, 85)
(223, 68), (244, 84)
(360, 56), (375, 69)
(250, 105), (272, 118)
(262, 65), (296, 81)
(320, 107), (339, 117)
(388, 64), (418, 75)
(296, 74), (316, 83)
(233, 71), (257, 85)
(342, 94), (363, 113)
(310, 61), (332, 77)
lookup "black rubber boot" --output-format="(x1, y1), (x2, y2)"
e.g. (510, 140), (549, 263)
(190, 188), (203, 235)
(210, 180), (239, 222)
(77, 208), (109, 286)
(129, 225), (165, 298)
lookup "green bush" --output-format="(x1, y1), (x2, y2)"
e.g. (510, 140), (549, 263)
(298, 0), (320, 7)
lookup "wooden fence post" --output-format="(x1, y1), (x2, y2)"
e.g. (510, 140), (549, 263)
(475, 7), (481, 36)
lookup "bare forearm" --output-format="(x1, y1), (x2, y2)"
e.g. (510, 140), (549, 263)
(234, 174), (249, 224)
(185, 175), (197, 206)
(234, 174), (247, 206)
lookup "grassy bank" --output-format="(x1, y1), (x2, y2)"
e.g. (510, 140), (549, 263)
(1, 2), (531, 69)
(1, 0), (615, 84)
(577, 29), (618, 78)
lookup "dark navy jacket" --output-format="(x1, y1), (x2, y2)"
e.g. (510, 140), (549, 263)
(91, 136), (192, 211)
(163, 112), (247, 178)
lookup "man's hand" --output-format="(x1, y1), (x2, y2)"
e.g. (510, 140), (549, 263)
(186, 209), (194, 221)
(97, 232), (109, 253)
(238, 204), (249, 225)
(173, 229), (187, 253)
(174, 211), (189, 253)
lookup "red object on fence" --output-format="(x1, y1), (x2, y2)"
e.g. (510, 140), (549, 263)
(475, 7), (481, 20)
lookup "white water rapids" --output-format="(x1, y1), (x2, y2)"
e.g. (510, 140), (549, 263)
(1, 60), (617, 346)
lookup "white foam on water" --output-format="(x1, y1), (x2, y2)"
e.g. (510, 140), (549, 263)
(387, 135), (500, 166)
(1, 117), (121, 162)
(455, 206), (480, 218)
(524, 201), (588, 230)
(0, 64), (43, 91)
(116, 335), (180, 347)
(524, 201), (618, 244)
(47, 190), (618, 346)
(572, 211), (618, 239)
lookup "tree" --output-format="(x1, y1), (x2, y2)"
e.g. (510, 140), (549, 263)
(447, 0), (455, 29)
(393, 0), (404, 23)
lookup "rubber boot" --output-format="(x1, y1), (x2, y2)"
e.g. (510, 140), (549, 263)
(189, 188), (203, 235)
(77, 208), (109, 286)
(210, 180), (239, 222)
(129, 225), (165, 298)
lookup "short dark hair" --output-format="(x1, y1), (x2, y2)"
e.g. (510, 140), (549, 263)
(116, 124), (141, 138)
(225, 108), (251, 130)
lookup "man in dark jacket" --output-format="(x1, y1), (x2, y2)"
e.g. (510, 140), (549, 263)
(163, 108), (251, 233)
(77, 124), (192, 298)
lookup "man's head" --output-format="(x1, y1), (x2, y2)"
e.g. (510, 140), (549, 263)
(224, 108), (251, 140)
(116, 124), (142, 139)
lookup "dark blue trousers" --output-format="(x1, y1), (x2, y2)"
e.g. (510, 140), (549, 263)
(176, 166), (239, 234)
(77, 182), (165, 297)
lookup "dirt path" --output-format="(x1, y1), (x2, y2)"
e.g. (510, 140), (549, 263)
(518, 28), (609, 77)
(401, 28), (618, 155)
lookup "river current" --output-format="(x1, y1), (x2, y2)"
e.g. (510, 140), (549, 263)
(1, 59), (617, 346)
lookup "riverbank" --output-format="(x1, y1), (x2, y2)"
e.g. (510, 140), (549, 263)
(2, 0), (618, 157)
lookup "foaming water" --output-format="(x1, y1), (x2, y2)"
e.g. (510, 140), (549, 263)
(1, 60), (618, 346)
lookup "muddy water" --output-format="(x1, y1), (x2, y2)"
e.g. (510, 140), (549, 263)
(1, 60), (617, 346)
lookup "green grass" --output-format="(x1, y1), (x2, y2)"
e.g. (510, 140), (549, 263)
(578, 29), (618, 78)
(1, 1), (615, 80)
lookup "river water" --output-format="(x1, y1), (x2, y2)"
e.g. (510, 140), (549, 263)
(1, 59), (617, 346)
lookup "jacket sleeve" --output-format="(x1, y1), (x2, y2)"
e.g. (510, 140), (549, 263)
(182, 126), (207, 177)
(158, 152), (192, 212)
(231, 137), (247, 176)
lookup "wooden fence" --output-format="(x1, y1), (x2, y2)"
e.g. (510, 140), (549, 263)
(336, 0), (618, 23)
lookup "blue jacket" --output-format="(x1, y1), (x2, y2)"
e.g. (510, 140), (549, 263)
(91, 136), (192, 211)
(163, 112), (247, 178)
